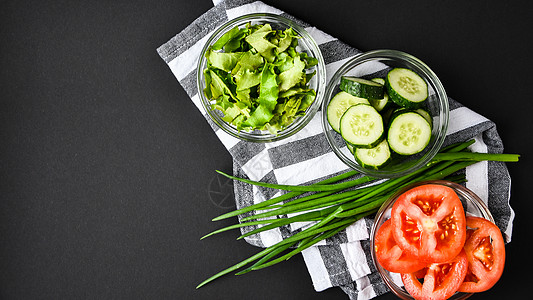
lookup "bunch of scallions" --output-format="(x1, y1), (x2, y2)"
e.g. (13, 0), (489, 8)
(196, 139), (519, 288)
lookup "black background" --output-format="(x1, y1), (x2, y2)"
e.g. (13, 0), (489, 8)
(1, 0), (532, 299)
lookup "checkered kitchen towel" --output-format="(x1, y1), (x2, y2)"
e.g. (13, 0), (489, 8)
(157, 0), (514, 299)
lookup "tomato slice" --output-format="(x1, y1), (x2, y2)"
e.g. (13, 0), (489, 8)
(458, 216), (506, 293)
(374, 219), (427, 273)
(391, 184), (467, 263)
(402, 250), (468, 300)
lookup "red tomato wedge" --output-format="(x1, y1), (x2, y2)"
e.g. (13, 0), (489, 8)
(458, 216), (506, 293)
(374, 219), (427, 273)
(402, 250), (468, 300)
(391, 184), (467, 263)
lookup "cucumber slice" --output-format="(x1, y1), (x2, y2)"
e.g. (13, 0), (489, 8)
(367, 78), (391, 112)
(340, 104), (384, 148)
(369, 91), (390, 112)
(392, 107), (433, 129)
(386, 68), (428, 109)
(354, 139), (391, 169)
(346, 142), (355, 154)
(340, 76), (385, 100)
(415, 108), (433, 129)
(327, 91), (370, 132)
(387, 111), (431, 155)
(371, 78), (385, 85)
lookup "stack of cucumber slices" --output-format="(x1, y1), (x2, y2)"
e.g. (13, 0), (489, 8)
(327, 68), (431, 170)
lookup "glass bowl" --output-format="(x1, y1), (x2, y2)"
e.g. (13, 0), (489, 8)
(370, 180), (495, 300)
(321, 49), (449, 178)
(197, 13), (326, 143)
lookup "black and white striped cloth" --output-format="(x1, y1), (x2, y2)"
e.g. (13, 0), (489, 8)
(157, 1), (514, 299)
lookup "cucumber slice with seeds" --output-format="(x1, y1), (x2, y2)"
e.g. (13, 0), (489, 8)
(392, 107), (433, 129)
(340, 76), (385, 100)
(387, 111), (431, 155)
(340, 104), (384, 148)
(327, 91), (370, 132)
(386, 68), (428, 109)
(354, 139), (391, 169)
(415, 108), (432, 129)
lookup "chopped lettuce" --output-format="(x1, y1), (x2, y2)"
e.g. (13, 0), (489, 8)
(203, 23), (318, 134)
(278, 55), (305, 91)
(244, 64), (279, 127)
(206, 49), (244, 72)
(211, 26), (241, 51)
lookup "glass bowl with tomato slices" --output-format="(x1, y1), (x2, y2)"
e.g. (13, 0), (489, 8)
(370, 180), (501, 300)
(197, 13), (327, 143)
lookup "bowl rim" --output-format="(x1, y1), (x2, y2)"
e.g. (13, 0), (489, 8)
(370, 180), (494, 300)
(196, 12), (327, 143)
(321, 49), (450, 178)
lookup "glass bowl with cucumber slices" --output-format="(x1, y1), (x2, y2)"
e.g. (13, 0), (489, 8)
(197, 13), (327, 143)
(322, 49), (449, 178)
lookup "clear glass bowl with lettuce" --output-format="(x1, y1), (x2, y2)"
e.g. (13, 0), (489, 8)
(197, 13), (326, 142)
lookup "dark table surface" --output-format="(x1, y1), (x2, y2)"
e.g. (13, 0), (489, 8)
(2, 0), (532, 299)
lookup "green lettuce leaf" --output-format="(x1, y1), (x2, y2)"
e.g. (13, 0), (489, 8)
(244, 64), (279, 127)
(278, 55), (305, 91)
(211, 26), (241, 51)
(299, 52), (318, 68)
(297, 91), (316, 114)
(244, 24), (277, 62)
(232, 51), (264, 91)
(235, 88), (252, 108)
(224, 28), (249, 53)
(206, 48), (244, 72)
(209, 69), (235, 100)
(235, 69), (261, 91)
(277, 28), (299, 53)
(202, 68), (213, 99)
(280, 96), (302, 125)
(231, 51), (264, 74)
(274, 52), (293, 73)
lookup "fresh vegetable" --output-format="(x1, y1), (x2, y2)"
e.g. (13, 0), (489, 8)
(387, 110), (432, 155)
(386, 67), (428, 109)
(376, 187), (509, 299)
(340, 76), (385, 100)
(340, 104), (384, 148)
(327, 91), (370, 133)
(203, 23), (318, 134)
(375, 219), (427, 273)
(354, 139), (392, 169)
(326, 67), (432, 169)
(415, 108), (432, 129)
(196, 140), (519, 289)
(458, 217), (506, 293)
(369, 78), (393, 112)
(391, 184), (467, 263)
(371, 78), (385, 85)
(402, 250), (468, 300)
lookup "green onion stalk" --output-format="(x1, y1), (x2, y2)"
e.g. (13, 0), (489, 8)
(196, 139), (519, 288)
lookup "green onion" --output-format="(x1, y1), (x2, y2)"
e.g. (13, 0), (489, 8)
(196, 139), (519, 288)
(216, 169), (375, 192)
(211, 170), (359, 221)
(432, 152), (520, 162)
